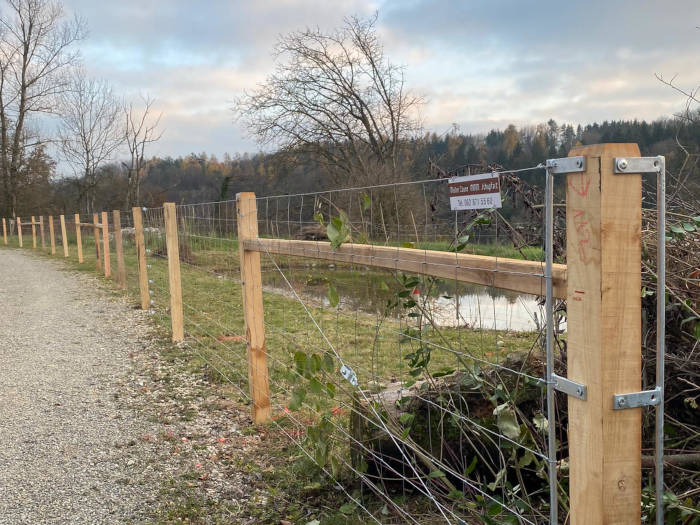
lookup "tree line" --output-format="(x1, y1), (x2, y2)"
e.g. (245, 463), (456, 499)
(27, 115), (693, 216)
(1, 7), (697, 220)
(0, 0), (162, 219)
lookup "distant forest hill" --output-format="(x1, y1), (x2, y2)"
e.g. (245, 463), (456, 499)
(49, 117), (699, 214)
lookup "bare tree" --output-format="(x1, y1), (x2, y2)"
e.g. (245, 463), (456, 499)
(234, 14), (422, 186)
(123, 95), (162, 208)
(58, 71), (123, 213)
(0, 0), (84, 217)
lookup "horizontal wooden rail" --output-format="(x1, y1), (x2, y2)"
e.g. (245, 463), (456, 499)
(77, 222), (103, 228)
(243, 238), (567, 298)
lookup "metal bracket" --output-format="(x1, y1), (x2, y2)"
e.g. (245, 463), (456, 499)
(552, 373), (587, 400)
(613, 156), (663, 174)
(613, 387), (661, 410)
(545, 156), (585, 174)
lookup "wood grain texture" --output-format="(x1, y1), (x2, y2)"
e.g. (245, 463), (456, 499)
(163, 203), (184, 342)
(39, 216), (45, 249)
(113, 210), (126, 288)
(93, 213), (101, 270)
(17, 217), (22, 247)
(243, 238), (566, 298)
(48, 216), (55, 254)
(31, 216), (36, 249)
(60, 215), (69, 257)
(237, 193), (271, 424)
(132, 207), (150, 310)
(101, 212), (110, 276)
(74, 213), (83, 263)
(566, 143), (642, 525)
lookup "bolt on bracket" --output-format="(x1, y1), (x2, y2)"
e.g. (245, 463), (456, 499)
(545, 156), (586, 174)
(552, 373), (587, 400)
(613, 156), (664, 174)
(613, 387), (661, 410)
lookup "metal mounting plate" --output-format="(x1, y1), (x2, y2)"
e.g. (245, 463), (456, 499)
(613, 156), (663, 174)
(552, 373), (587, 400)
(340, 364), (358, 387)
(613, 387), (661, 410)
(546, 156), (585, 174)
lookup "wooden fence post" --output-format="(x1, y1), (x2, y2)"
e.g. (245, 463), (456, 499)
(163, 202), (184, 342)
(39, 216), (45, 249)
(236, 192), (271, 424)
(566, 143), (642, 525)
(74, 214), (83, 263)
(60, 214), (69, 257)
(48, 216), (55, 254)
(17, 217), (22, 247)
(93, 213), (102, 271)
(2, 218), (6, 245)
(31, 216), (36, 248)
(101, 211), (111, 277)
(132, 207), (150, 310)
(113, 210), (126, 288)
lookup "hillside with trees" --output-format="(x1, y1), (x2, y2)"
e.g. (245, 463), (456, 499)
(27, 116), (695, 217)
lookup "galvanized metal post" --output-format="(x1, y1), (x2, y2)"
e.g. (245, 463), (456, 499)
(544, 163), (557, 525)
(655, 156), (666, 525)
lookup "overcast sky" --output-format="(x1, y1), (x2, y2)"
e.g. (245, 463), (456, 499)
(60, 0), (700, 162)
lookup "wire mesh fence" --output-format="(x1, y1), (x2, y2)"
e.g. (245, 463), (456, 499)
(0, 148), (674, 524)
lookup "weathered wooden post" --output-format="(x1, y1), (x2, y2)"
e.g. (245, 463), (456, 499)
(93, 213), (102, 271)
(113, 210), (126, 288)
(74, 214), (83, 263)
(132, 207), (150, 310)
(101, 211), (111, 277)
(39, 216), (45, 249)
(31, 216), (37, 248)
(566, 144), (642, 524)
(236, 192), (271, 424)
(60, 214), (69, 257)
(17, 217), (22, 247)
(48, 216), (55, 254)
(2, 218), (6, 245)
(163, 202), (184, 342)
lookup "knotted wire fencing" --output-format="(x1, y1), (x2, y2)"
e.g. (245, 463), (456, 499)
(129, 164), (567, 523)
(0, 146), (674, 524)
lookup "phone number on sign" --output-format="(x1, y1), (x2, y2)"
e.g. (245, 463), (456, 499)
(455, 196), (497, 208)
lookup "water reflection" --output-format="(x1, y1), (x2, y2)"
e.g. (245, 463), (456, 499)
(262, 263), (558, 333)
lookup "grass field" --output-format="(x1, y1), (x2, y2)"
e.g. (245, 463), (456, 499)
(1, 226), (547, 523)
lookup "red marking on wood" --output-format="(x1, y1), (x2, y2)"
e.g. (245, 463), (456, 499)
(569, 172), (591, 197)
(572, 208), (594, 264)
(574, 290), (585, 295)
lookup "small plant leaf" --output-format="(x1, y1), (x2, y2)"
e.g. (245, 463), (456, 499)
(328, 283), (339, 307)
(494, 403), (520, 440)
(362, 193), (370, 211)
(288, 386), (306, 411)
(309, 376), (324, 394)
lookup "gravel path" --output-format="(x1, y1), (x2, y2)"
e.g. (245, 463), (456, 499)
(0, 250), (158, 524)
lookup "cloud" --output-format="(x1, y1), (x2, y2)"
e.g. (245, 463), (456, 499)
(56, 0), (700, 162)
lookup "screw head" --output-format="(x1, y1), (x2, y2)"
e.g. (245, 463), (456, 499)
(618, 398), (626, 407)
(576, 387), (583, 396)
(617, 158), (629, 171)
(576, 159), (583, 168)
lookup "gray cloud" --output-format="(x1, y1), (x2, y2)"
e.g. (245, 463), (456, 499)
(56, 0), (700, 163)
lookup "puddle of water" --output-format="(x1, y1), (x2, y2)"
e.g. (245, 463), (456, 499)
(426, 293), (544, 332)
(262, 263), (561, 332)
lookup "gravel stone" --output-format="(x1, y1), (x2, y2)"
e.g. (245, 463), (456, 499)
(0, 250), (159, 524)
